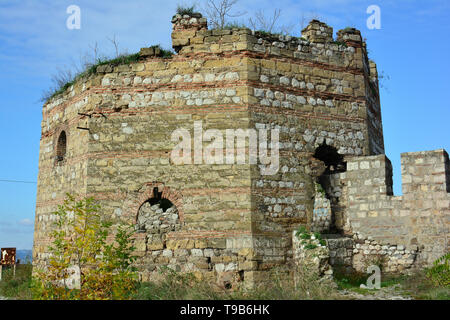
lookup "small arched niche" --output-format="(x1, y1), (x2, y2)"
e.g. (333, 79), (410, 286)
(136, 187), (181, 235)
(56, 131), (67, 162)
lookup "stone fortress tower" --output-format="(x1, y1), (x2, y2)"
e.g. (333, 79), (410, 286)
(33, 12), (449, 288)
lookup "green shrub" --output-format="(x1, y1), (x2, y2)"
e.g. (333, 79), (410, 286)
(147, 45), (175, 58)
(32, 194), (138, 300)
(426, 253), (450, 287)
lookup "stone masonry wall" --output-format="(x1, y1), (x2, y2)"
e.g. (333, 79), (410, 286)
(340, 149), (450, 267)
(324, 233), (418, 274)
(229, 19), (384, 276)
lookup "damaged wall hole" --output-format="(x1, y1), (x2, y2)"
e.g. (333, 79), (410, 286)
(147, 187), (173, 212)
(312, 143), (347, 233)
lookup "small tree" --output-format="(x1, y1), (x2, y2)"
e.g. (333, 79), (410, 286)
(32, 194), (138, 300)
(248, 9), (294, 35)
(204, 0), (246, 29)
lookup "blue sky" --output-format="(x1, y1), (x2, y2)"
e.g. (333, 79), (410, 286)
(0, 0), (449, 249)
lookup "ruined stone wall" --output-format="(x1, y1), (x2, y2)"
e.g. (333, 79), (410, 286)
(33, 13), (389, 287)
(340, 149), (450, 267)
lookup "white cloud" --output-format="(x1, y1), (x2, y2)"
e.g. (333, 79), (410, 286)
(18, 218), (33, 226)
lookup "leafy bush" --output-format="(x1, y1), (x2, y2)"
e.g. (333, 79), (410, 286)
(32, 194), (138, 300)
(426, 253), (450, 287)
(304, 243), (318, 250)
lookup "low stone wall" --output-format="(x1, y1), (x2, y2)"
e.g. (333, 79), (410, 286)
(351, 232), (418, 273)
(323, 232), (419, 275)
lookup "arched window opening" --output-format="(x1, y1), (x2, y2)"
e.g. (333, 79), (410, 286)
(56, 131), (67, 162)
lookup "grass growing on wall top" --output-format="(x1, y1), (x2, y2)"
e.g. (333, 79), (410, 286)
(176, 5), (196, 16)
(42, 45), (174, 102)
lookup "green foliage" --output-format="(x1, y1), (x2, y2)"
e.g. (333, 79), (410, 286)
(0, 264), (33, 299)
(300, 233), (311, 240)
(48, 79), (77, 101)
(295, 225), (307, 237)
(92, 53), (141, 71)
(315, 182), (326, 196)
(343, 26), (355, 32)
(254, 30), (274, 37)
(295, 226), (326, 250)
(304, 244), (318, 250)
(176, 5), (196, 16)
(426, 253), (450, 287)
(32, 193), (138, 300)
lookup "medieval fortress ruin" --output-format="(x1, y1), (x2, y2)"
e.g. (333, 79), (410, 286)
(33, 12), (449, 288)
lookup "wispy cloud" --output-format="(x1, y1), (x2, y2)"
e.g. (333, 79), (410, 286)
(18, 218), (34, 226)
(0, 0), (179, 78)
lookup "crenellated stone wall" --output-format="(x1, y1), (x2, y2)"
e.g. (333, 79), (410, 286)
(339, 149), (449, 267)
